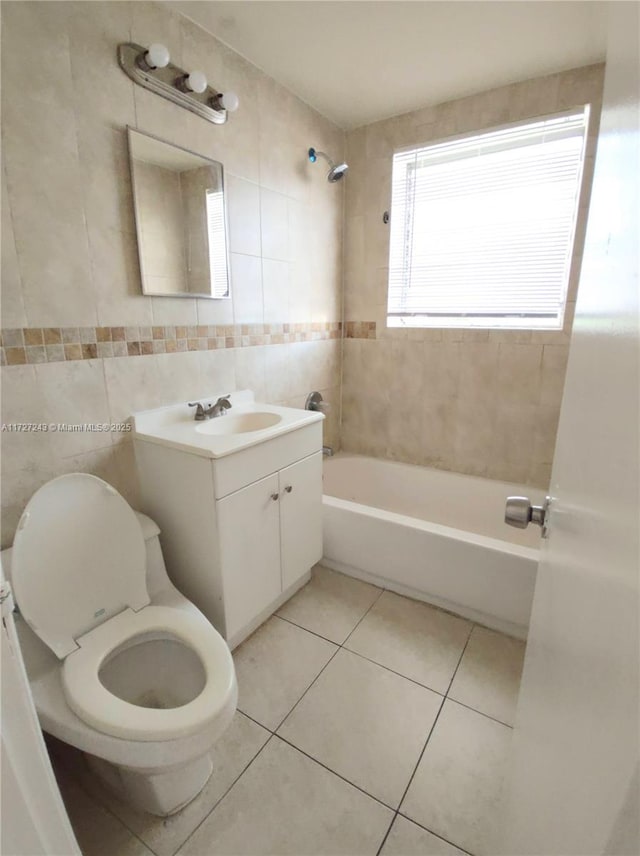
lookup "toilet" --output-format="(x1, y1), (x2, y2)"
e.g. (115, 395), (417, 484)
(3, 473), (237, 817)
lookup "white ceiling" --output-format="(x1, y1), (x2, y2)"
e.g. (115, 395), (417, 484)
(170, 1), (607, 130)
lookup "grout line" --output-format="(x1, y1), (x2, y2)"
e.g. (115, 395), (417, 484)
(375, 814), (396, 856)
(444, 621), (475, 696)
(272, 586), (385, 733)
(176, 733), (277, 855)
(341, 586), (385, 647)
(272, 644), (342, 732)
(376, 621), (476, 856)
(340, 645), (446, 698)
(440, 696), (514, 730)
(395, 812), (476, 856)
(274, 612), (343, 646)
(236, 708), (276, 734)
(274, 734), (396, 813)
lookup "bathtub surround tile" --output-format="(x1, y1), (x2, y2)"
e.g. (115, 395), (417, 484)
(260, 187), (290, 261)
(342, 65), (603, 485)
(401, 699), (513, 856)
(177, 737), (393, 856)
(345, 591), (472, 694)
(277, 564), (382, 644)
(380, 816), (468, 856)
(448, 626), (526, 726)
(278, 648), (443, 807)
(233, 616), (337, 730)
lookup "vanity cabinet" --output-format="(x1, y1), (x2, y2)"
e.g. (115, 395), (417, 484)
(217, 453), (322, 641)
(133, 415), (323, 649)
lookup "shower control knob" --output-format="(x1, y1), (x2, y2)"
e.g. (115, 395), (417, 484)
(505, 496), (551, 537)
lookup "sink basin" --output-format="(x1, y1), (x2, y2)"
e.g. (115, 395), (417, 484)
(132, 390), (324, 459)
(195, 411), (282, 435)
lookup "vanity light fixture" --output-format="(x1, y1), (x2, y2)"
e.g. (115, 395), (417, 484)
(179, 70), (208, 94)
(118, 42), (240, 125)
(139, 43), (170, 71)
(210, 91), (240, 113)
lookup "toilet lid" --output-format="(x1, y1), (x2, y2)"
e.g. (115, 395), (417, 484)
(12, 474), (150, 658)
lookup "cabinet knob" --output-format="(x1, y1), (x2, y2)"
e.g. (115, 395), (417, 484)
(284, 485), (293, 493)
(270, 492), (279, 501)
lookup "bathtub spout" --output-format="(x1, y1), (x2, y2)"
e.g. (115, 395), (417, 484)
(322, 445), (334, 457)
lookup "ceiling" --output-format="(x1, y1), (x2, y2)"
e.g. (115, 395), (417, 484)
(170, 1), (607, 130)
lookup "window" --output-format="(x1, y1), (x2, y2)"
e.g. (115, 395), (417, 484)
(205, 188), (230, 298)
(386, 108), (589, 329)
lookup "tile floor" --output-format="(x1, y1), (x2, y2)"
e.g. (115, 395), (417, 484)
(48, 565), (526, 856)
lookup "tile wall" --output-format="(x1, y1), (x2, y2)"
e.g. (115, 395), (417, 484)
(341, 64), (605, 486)
(0, 1), (344, 546)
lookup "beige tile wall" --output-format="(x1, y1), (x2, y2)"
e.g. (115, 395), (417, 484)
(341, 64), (605, 487)
(0, 0), (344, 547)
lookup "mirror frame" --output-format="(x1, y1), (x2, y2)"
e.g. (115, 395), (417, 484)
(127, 126), (231, 300)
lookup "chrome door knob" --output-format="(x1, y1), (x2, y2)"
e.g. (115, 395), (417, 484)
(505, 496), (550, 535)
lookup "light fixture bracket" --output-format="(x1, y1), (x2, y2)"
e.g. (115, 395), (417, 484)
(118, 42), (228, 125)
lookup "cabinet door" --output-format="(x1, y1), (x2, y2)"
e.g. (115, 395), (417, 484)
(279, 452), (323, 590)
(216, 472), (281, 641)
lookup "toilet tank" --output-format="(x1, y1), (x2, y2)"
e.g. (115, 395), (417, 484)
(132, 512), (179, 602)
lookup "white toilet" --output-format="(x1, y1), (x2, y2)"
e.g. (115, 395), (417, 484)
(4, 473), (238, 817)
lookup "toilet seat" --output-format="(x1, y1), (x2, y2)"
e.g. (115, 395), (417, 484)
(12, 474), (150, 658)
(11, 473), (236, 744)
(63, 605), (235, 742)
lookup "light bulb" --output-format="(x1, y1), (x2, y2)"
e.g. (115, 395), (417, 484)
(219, 91), (239, 112)
(185, 71), (207, 94)
(144, 43), (170, 69)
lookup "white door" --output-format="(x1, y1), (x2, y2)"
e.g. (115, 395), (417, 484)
(279, 452), (323, 590)
(1, 577), (80, 856)
(217, 473), (282, 640)
(500, 5), (639, 854)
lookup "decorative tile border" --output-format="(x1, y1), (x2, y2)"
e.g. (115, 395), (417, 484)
(0, 322), (374, 366)
(344, 321), (377, 339)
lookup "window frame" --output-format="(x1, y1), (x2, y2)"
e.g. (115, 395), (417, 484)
(386, 107), (590, 331)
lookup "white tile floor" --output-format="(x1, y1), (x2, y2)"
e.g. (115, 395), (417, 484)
(48, 565), (526, 856)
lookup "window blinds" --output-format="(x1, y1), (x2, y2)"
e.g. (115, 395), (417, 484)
(387, 109), (589, 329)
(206, 188), (230, 298)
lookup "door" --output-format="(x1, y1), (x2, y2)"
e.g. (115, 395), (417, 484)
(217, 473), (282, 640)
(499, 5), (639, 854)
(279, 452), (323, 590)
(0, 575), (80, 856)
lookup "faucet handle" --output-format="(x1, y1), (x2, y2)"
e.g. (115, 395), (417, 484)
(188, 402), (206, 420)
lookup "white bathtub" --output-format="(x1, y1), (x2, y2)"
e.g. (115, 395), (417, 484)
(322, 454), (545, 639)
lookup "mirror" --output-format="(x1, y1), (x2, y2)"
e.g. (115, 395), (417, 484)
(128, 128), (230, 299)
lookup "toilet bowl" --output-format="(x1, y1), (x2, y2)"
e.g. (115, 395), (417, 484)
(5, 473), (237, 816)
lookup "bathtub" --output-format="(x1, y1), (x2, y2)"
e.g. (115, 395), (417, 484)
(322, 454), (545, 639)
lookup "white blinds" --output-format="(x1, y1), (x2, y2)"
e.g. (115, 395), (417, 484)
(206, 188), (229, 298)
(387, 109), (588, 329)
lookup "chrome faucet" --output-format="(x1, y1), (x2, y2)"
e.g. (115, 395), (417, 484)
(188, 395), (232, 420)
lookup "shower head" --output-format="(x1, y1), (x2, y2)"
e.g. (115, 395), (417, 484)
(308, 147), (349, 183)
(327, 162), (349, 182)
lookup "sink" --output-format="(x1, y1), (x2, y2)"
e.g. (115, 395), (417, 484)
(132, 390), (324, 459)
(195, 411), (282, 435)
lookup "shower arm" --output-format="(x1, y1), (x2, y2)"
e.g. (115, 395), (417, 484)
(309, 149), (335, 168)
